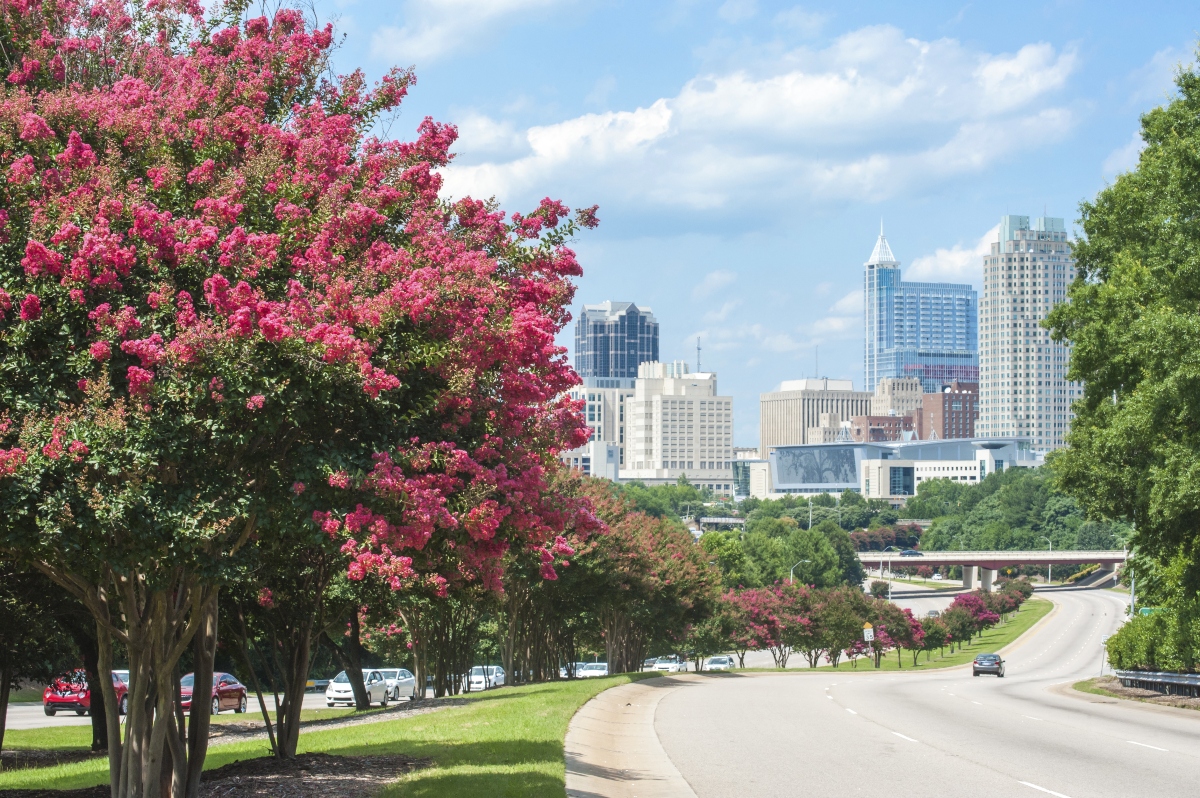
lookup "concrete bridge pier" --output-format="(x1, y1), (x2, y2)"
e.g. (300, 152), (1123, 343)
(1099, 562), (1118, 584)
(980, 568), (996, 593)
(962, 566), (976, 590)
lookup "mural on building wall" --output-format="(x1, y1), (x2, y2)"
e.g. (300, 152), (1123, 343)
(774, 447), (858, 485)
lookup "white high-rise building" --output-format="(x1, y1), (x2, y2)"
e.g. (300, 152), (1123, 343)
(977, 215), (1081, 453)
(559, 377), (635, 479)
(619, 361), (735, 495)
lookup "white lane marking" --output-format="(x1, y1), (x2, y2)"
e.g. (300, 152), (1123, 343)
(826, 695), (833, 700)
(1019, 781), (1073, 798)
(971, 701), (983, 705)
(1128, 741), (1168, 752)
(1022, 715), (1042, 721)
(846, 709), (857, 715)
(893, 732), (918, 742)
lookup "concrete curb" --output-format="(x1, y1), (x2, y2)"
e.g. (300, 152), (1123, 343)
(565, 675), (698, 798)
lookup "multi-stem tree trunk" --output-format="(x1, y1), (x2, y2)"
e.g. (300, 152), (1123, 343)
(322, 612), (370, 710)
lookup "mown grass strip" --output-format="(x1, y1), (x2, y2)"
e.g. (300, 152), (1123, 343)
(1, 673), (659, 795)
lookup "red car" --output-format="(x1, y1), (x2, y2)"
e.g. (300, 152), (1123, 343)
(180, 672), (248, 715)
(43, 669), (129, 717)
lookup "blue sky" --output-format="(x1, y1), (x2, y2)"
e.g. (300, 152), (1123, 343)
(313, 0), (1192, 447)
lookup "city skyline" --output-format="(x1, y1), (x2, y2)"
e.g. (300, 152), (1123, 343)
(307, 0), (1190, 448)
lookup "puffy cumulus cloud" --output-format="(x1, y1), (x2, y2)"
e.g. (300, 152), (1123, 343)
(441, 26), (1078, 211)
(372, 0), (565, 63)
(692, 269), (738, 298)
(906, 224), (999, 286)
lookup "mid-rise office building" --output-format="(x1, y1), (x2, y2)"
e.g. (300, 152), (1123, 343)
(864, 231), (978, 393)
(759, 378), (873, 457)
(620, 361), (735, 494)
(558, 377), (636, 478)
(850, 414), (915, 442)
(574, 301), (659, 380)
(977, 215), (1080, 453)
(870, 376), (924, 417)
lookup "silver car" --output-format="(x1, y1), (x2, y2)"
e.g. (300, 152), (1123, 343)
(378, 668), (419, 701)
(467, 665), (506, 691)
(579, 663), (608, 678)
(706, 655), (734, 671)
(654, 656), (683, 673)
(325, 669), (390, 707)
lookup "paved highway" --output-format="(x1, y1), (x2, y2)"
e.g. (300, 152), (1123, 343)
(654, 586), (1200, 798)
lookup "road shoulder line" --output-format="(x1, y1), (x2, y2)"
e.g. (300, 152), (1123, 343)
(565, 675), (699, 798)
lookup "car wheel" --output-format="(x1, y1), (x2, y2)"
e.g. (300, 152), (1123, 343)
(211, 697), (220, 716)
(973, 671), (979, 676)
(236, 695), (247, 713)
(75, 709), (87, 716)
(327, 702), (334, 707)
(119, 695), (128, 716)
(44, 706), (56, 716)
(380, 693), (388, 707)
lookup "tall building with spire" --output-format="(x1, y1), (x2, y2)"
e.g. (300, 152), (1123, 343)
(863, 227), (978, 393)
(977, 215), (1079, 454)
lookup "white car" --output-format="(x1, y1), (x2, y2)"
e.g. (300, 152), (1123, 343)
(559, 662), (590, 678)
(579, 663), (608, 678)
(932, 573), (944, 581)
(706, 655), (734, 671)
(467, 665), (506, 691)
(654, 656), (684, 673)
(379, 668), (418, 701)
(325, 669), (390, 707)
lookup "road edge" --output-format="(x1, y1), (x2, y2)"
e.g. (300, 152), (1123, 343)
(564, 674), (699, 798)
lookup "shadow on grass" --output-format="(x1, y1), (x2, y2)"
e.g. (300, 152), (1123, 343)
(375, 769), (567, 798)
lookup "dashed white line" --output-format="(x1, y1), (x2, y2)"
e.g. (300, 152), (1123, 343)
(1022, 715), (1042, 721)
(1128, 741), (1167, 752)
(971, 701), (983, 705)
(893, 732), (918, 743)
(826, 695), (833, 700)
(846, 708), (857, 715)
(1019, 781), (1073, 797)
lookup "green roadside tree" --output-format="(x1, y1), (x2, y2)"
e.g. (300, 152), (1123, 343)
(1045, 53), (1200, 587)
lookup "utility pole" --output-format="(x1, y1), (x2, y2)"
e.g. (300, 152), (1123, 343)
(1040, 536), (1052, 584)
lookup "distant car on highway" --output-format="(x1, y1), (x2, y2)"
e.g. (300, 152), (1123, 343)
(181, 672), (248, 715)
(926, 610), (940, 618)
(932, 573), (944, 581)
(706, 656), (734, 671)
(43, 669), (129, 717)
(973, 654), (1005, 677)
(654, 656), (684, 673)
(900, 549), (923, 556)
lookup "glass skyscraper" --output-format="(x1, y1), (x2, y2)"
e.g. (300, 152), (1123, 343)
(863, 231), (978, 394)
(574, 301), (659, 381)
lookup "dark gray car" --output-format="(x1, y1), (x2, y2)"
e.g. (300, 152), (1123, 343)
(973, 653), (1005, 677)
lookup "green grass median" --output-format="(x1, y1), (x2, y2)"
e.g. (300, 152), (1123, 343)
(0, 673), (659, 796)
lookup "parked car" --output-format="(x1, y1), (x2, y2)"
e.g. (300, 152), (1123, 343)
(900, 549), (923, 556)
(325, 669), (390, 707)
(379, 668), (418, 701)
(932, 573), (944, 581)
(926, 610), (940, 618)
(579, 663), (608, 678)
(305, 678), (330, 692)
(43, 669), (130, 717)
(973, 654), (1005, 677)
(180, 672), (247, 715)
(654, 656), (684, 673)
(642, 657), (658, 670)
(467, 665), (506, 691)
(706, 655), (734, 671)
(559, 662), (591, 678)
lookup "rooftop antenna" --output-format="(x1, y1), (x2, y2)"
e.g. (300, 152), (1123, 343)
(696, 336), (702, 373)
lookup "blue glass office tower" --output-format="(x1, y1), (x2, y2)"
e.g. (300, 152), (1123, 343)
(574, 301), (659, 381)
(863, 231), (978, 394)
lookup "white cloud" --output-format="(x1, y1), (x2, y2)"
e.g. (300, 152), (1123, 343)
(773, 6), (828, 37)
(1126, 47), (1183, 106)
(718, 0), (757, 23)
(372, 0), (564, 63)
(441, 26), (1078, 211)
(704, 300), (741, 322)
(1102, 131), (1144, 178)
(828, 289), (862, 314)
(693, 269), (738, 298)
(907, 224), (999, 285)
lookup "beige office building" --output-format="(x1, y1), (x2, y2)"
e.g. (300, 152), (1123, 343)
(870, 376), (923, 417)
(620, 361), (735, 493)
(758, 378), (872, 457)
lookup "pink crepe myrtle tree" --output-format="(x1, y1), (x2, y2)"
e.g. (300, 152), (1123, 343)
(0, 2), (594, 796)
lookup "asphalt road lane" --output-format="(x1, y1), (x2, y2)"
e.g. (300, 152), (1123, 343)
(4, 691), (337, 731)
(655, 587), (1199, 798)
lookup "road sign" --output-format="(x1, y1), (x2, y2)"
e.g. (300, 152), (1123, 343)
(863, 622), (874, 642)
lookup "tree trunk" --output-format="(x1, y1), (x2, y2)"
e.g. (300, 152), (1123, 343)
(275, 616), (314, 757)
(184, 595), (217, 797)
(322, 614), (369, 710)
(0, 667), (10, 752)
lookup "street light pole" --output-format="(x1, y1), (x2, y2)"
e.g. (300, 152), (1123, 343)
(789, 559), (811, 585)
(1039, 536), (1052, 585)
(882, 546), (902, 601)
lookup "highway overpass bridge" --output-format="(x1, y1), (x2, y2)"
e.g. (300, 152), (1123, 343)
(856, 549), (1126, 591)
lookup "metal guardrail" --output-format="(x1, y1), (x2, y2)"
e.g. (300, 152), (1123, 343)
(1114, 669), (1200, 697)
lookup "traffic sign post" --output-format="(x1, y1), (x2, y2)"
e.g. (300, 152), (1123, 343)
(863, 622), (874, 642)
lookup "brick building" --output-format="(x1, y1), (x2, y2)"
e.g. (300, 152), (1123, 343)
(849, 414), (916, 442)
(916, 381), (979, 440)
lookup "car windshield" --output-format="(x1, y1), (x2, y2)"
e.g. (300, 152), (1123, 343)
(332, 671), (350, 683)
(656, 657), (676, 663)
(380, 670), (398, 679)
(180, 674), (194, 688)
(585, 664), (605, 670)
(977, 655), (998, 661)
(470, 667), (486, 676)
